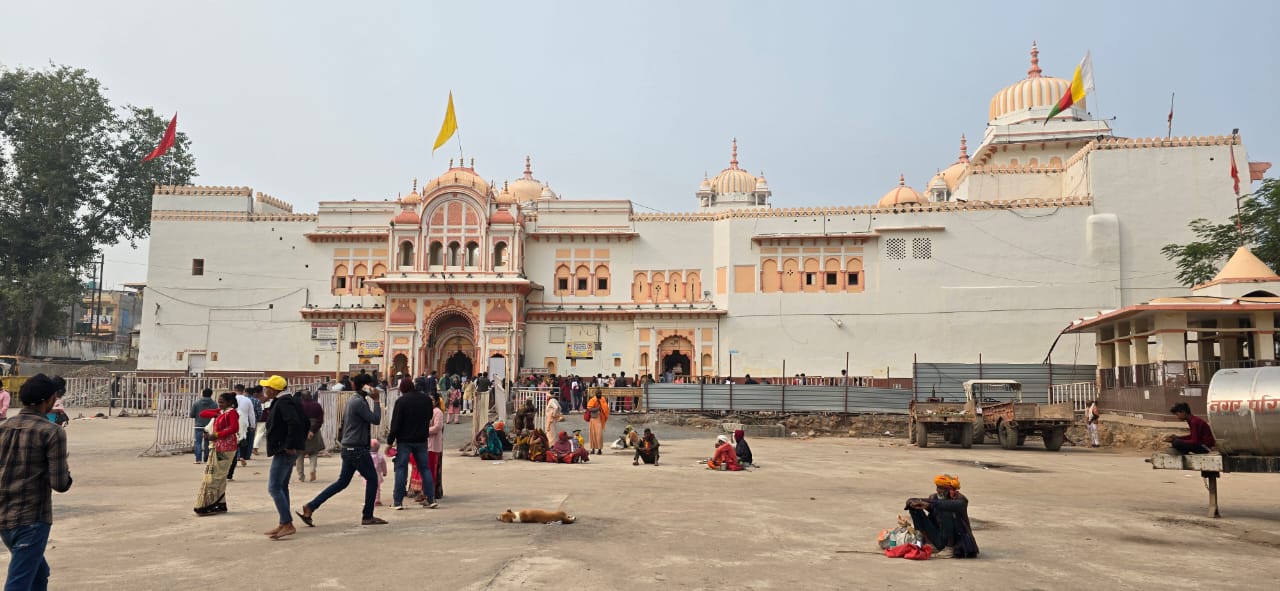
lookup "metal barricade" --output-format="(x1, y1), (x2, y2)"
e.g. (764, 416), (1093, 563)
(141, 392), (202, 456)
(61, 377), (112, 407)
(513, 387), (549, 431)
(1049, 382), (1097, 412)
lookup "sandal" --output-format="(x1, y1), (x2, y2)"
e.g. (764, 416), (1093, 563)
(295, 506), (315, 527)
(362, 517), (389, 525)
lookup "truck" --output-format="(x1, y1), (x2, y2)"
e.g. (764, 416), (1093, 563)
(966, 379), (1074, 451)
(1149, 367), (1280, 517)
(0, 355), (18, 376)
(908, 396), (977, 449)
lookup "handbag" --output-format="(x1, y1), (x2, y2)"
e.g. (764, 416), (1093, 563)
(583, 409), (593, 421)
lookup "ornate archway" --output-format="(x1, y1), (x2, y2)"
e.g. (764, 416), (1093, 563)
(423, 307), (479, 377)
(656, 335), (696, 378)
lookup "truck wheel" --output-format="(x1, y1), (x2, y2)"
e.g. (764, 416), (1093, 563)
(999, 422), (1018, 450)
(973, 428), (986, 445)
(960, 423), (974, 449)
(1017, 433), (1027, 446)
(908, 420), (917, 444)
(1044, 428), (1065, 451)
(915, 423), (929, 448)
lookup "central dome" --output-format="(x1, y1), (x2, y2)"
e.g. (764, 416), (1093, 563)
(708, 139), (760, 194)
(988, 42), (1080, 122)
(424, 159), (491, 196)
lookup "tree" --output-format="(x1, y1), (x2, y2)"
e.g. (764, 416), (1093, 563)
(1162, 178), (1280, 287)
(0, 64), (196, 355)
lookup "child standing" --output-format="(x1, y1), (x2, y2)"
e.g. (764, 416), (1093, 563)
(368, 438), (387, 506)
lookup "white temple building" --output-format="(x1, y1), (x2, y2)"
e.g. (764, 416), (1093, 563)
(136, 44), (1272, 382)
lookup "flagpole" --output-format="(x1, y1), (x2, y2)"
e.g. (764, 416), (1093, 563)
(1167, 93), (1175, 139)
(1231, 129), (1244, 245)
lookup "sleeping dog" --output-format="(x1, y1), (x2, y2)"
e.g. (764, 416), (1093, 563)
(498, 509), (576, 524)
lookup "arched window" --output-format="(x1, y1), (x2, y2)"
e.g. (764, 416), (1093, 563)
(447, 241), (461, 267)
(555, 265), (571, 295)
(594, 264), (611, 296)
(761, 259), (779, 292)
(824, 258), (842, 292)
(575, 265), (591, 294)
(333, 264), (349, 294)
(803, 258), (821, 293)
(493, 242), (507, 267)
(633, 273), (649, 302)
(640, 352), (649, 371)
(370, 263), (386, 294)
(465, 241), (479, 267)
(846, 257), (864, 292)
(352, 263), (368, 295)
(399, 241), (414, 268)
(429, 242), (443, 266)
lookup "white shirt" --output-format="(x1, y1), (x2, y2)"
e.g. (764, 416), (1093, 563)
(235, 394), (256, 438)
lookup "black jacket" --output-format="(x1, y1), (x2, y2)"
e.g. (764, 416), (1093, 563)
(265, 392), (307, 456)
(385, 391), (433, 446)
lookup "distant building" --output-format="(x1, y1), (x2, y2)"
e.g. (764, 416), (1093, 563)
(137, 44), (1271, 380)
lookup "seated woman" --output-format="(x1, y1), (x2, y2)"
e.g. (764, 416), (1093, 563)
(633, 428), (660, 466)
(494, 422), (513, 452)
(904, 474), (979, 559)
(734, 429), (754, 467)
(527, 429), (550, 462)
(546, 431), (590, 464)
(477, 423), (504, 460)
(707, 434), (742, 471)
(514, 400), (536, 433)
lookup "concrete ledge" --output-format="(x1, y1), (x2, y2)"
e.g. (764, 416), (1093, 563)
(721, 422), (786, 438)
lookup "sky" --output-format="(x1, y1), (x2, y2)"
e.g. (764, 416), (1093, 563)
(2, 0), (1277, 289)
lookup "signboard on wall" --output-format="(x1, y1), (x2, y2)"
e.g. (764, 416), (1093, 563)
(357, 340), (383, 357)
(314, 339), (337, 351)
(310, 322), (342, 340)
(349, 363), (380, 374)
(565, 341), (594, 359)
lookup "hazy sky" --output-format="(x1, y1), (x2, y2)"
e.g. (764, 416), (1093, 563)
(2, 0), (1277, 288)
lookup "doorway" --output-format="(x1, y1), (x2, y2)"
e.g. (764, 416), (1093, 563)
(445, 350), (473, 377)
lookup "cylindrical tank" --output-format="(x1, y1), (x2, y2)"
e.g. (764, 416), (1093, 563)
(1206, 367), (1280, 455)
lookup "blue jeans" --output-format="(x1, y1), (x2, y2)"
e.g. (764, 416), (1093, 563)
(2, 521), (51, 591)
(392, 441), (435, 506)
(193, 429), (208, 463)
(267, 453), (295, 524)
(307, 447), (379, 519)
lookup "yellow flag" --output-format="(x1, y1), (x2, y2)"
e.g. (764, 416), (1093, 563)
(432, 92), (458, 152)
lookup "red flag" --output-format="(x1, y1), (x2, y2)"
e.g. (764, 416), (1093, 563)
(142, 113), (178, 162)
(1229, 142), (1240, 196)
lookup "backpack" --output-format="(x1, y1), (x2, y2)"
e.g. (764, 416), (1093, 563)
(250, 396), (264, 422)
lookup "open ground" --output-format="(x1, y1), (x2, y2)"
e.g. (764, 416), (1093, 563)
(5, 409), (1279, 590)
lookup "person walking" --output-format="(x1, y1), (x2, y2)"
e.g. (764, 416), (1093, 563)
(0, 385), (11, 421)
(194, 393), (239, 515)
(296, 392), (325, 482)
(385, 378), (437, 510)
(545, 392), (564, 436)
(1085, 400), (1101, 448)
(296, 375), (387, 527)
(225, 385), (257, 481)
(586, 390), (610, 454)
(189, 388), (218, 464)
(0, 374), (73, 590)
(261, 376), (308, 540)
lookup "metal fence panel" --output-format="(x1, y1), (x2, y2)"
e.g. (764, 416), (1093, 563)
(643, 384), (911, 414)
(913, 363), (1097, 404)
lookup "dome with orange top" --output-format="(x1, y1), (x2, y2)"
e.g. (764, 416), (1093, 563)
(424, 159), (491, 196)
(988, 42), (1080, 122)
(877, 175), (925, 208)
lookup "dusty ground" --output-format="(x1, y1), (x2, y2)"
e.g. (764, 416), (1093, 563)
(4, 408), (1279, 590)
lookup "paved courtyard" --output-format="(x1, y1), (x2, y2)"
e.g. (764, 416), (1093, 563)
(5, 409), (1280, 590)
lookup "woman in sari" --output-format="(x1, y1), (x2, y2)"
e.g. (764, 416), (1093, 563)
(546, 431), (590, 463)
(427, 392), (445, 500)
(527, 428), (550, 462)
(478, 423), (504, 460)
(707, 434), (742, 471)
(544, 393), (564, 436)
(585, 390), (610, 455)
(195, 392), (239, 515)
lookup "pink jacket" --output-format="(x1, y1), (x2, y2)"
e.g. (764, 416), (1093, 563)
(428, 407), (444, 452)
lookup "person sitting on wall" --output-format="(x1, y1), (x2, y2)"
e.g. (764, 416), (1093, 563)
(904, 474), (979, 559)
(1164, 402), (1216, 454)
(743, 374), (758, 385)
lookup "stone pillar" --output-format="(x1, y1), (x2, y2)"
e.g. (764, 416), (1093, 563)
(1253, 311), (1276, 362)
(1115, 323), (1132, 384)
(1152, 312), (1188, 362)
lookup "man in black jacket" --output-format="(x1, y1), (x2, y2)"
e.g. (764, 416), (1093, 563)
(261, 375), (307, 540)
(385, 378), (437, 509)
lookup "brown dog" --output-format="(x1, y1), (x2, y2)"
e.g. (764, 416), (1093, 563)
(497, 509), (575, 524)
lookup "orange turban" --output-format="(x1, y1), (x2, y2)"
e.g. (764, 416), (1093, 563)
(933, 474), (960, 489)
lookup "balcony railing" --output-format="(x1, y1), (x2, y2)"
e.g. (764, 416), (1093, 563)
(1098, 359), (1277, 389)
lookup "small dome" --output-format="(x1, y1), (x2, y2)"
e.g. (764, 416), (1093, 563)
(988, 42), (1080, 122)
(392, 209), (420, 225)
(505, 156), (555, 203)
(403, 190), (421, 204)
(424, 160), (490, 196)
(707, 139), (759, 194)
(877, 175), (925, 208)
(698, 174), (712, 192)
(754, 173), (770, 193)
(539, 185), (557, 200)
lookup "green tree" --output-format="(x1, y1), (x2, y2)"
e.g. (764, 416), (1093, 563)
(1162, 178), (1280, 287)
(0, 64), (196, 355)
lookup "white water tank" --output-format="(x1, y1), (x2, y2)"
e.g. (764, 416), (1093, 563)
(1206, 367), (1280, 455)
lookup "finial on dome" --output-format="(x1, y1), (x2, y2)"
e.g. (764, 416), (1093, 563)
(449, 158), (454, 168)
(898, 173), (906, 186)
(958, 134), (970, 163)
(470, 158), (475, 168)
(523, 155), (534, 180)
(412, 177), (418, 192)
(730, 138), (739, 169)
(1028, 41), (1042, 78)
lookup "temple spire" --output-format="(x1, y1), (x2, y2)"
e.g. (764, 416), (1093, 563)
(1028, 41), (1042, 78)
(523, 155), (534, 179)
(730, 138), (739, 169)
(958, 134), (969, 163)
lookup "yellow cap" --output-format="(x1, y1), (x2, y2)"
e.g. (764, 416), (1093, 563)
(259, 375), (287, 391)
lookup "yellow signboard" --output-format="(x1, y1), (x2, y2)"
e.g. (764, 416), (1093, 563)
(565, 341), (594, 359)
(358, 340), (384, 357)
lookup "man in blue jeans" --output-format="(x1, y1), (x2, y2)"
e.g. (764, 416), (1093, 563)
(260, 375), (307, 540)
(385, 377), (437, 509)
(189, 388), (218, 463)
(0, 374), (74, 590)
(297, 375), (386, 526)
